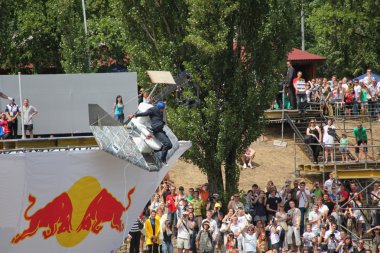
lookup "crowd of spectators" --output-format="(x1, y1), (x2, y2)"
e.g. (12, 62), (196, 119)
(278, 64), (380, 121)
(127, 173), (380, 253)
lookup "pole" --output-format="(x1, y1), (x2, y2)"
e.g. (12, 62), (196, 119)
(301, 0), (305, 51)
(294, 133), (297, 176)
(281, 84), (285, 142)
(18, 72), (25, 139)
(81, 0), (88, 35)
(340, 177), (380, 209)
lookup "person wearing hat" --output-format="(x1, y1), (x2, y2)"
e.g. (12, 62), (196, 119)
(128, 101), (172, 164)
(196, 220), (213, 253)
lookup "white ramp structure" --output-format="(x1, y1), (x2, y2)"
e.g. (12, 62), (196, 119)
(0, 105), (191, 253)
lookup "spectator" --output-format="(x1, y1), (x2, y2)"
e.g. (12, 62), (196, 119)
(353, 79), (362, 115)
(336, 236), (355, 253)
(353, 123), (368, 162)
(202, 210), (219, 248)
(323, 119), (336, 164)
(321, 81), (333, 116)
(324, 172), (336, 195)
(187, 188), (195, 201)
(266, 189), (282, 221)
(337, 183), (349, 207)
(286, 61), (297, 110)
(199, 184), (210, 203)
(361, 83), (369, 115)
(0, 113), (10, 139)
(325, 223), (341, 253)
(306, 118), (322, 164)
(176, 211), (193, 253)
(275, 204), (288, 249)
(188, 212), (199, 253)
(340, 133), (349, 163)
(189, 189), (205, 229)
(303, 224), (316, 253)
(322, 194), (335, 216)
(256, 232), (268, 253)
(286, 200), (301, 253)
(308, 204), (322, 235)
(366, 226), (380, 253)
(228, 193), (244, 211)
(5, 99), (20, 139)
(290, 180), (300, 206)
(113, 95), (125, 124)
(370, 183), (380, 227)
(241, 224), (258, 253)
(296, 181), (311, 234)
(265, 218), (282, 251)
(162, 220), (173, 253)
(311, 181), (323, 200)
(129, 217), (144, 253)
(166, 186), (178, 233)
(253, 191), (267, 224)
(316, 197), (329, 217)
(293, 71), (307, 114)
(196, 220), (213, 253)
(176, 186), (187, 205)
(145, 210), (161, 253)
(356, 239), (366, 253)
(344, 89), (354, 116)
(241, 146), (256, 169)
(22, 99), (38, 139)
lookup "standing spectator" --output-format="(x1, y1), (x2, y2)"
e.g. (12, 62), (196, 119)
(353, 79), (362, 115)
(113, 95), (125, 124)
(344, 89), (354, 116)
(228, 193), (244, 211)
(286, 61), (297, 110)
(363, 69), (376, 86)
(290, 180), (300, 205)
(323, 119), (336, 164)
(202, 210), (219, 248)
(311, 181), (323, 201)
(241, 224), (258, 253)
(353, 123), (368, 162)
(356, 239), (366, 253)
(308, 204), (322, 235)
(265, 218), (283, 251)
(266, 189), (282, 221)
(187, 188), (195, 201)
(199, 184), (210, 204)
(303, 224), (316, 253)
(340, 134), (349, 163)
(366, 226), (380, 253)
(188, 212), (199, 253)
(370, 183), (380, 227)
(322, 194), (334, 216)
(166, 186), (178, 234)
(324, 172), (336, 195)
(360, 83), (369, 115)
(145, 210), (161, 253)
(5, 99), (20, 139)
(22, 99), (38, 139)
(162, 220), (174, 253)
(256, 232), (268, 253)
(337, 183), (349, 207)
(150, 194), (161, 212)
(176, 211), (193, 253)
(0, 113), (11, 139)
(129, 217), (144, 253)
(253, 191), (267, 224)
(335, 236), (355, 253)
(306, 118), (322, 164)
(189, 189), (205, 229)
(286, 200), (301, 253)
(296, 182), (311, 234)
(324, 223), (341, 253)
(293, 71), (307, 114)
(196, 220), (213, 253)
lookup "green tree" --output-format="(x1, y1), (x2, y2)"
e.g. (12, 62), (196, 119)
(307, 0), (380, 77)
(121, 0), (297, 196)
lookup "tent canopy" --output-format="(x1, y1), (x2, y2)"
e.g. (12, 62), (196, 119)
(354, 73), (380, 82)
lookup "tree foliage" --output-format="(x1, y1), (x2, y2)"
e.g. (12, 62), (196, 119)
(307, 0), (380, 77)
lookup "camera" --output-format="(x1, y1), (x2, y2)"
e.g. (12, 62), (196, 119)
(330, 233), (335, 239)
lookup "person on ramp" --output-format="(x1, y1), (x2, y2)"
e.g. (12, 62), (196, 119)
(128, 101), (173, 164)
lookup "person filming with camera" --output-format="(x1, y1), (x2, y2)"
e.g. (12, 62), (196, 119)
(177, 211), (194, 253)
(324, 223), (341, 253)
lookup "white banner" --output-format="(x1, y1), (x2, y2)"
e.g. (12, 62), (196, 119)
(0, 142), (191, 253)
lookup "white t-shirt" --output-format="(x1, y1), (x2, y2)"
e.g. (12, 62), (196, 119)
(308, 211), (321, 233)
(324, 179), (334, 194)
(22, 105), (37, 125)
(325, 230), (341, 250)
(318, 204), (329, 216)
(354, 85), (362, 100)
(303, 231), (316, 247)
(243, 233), (257, 252)
(177, 220), (191, 240)
(268, 225), (282, 244)
(297, 190), (310, 208)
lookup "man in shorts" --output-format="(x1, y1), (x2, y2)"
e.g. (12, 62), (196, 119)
(22, 99), (38, 138)
(353, 123), (368, 162)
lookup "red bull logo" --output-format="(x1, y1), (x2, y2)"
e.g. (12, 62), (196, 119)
(11, 176), (135, 247)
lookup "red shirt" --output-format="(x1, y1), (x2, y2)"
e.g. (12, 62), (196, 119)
(339, 190), (349, 204)
(0, 120), (10, 133)
(166, 194), (177, 212)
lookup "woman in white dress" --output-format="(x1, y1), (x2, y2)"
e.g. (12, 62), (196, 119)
(323, 119), (336, 163)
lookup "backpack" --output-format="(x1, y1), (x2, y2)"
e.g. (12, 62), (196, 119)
(0, 126), (4, 137)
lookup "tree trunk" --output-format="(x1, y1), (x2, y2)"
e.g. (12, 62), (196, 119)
(224, 150), (240, 197)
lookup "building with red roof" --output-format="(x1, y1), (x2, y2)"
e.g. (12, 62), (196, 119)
(287, 48), (326, 80)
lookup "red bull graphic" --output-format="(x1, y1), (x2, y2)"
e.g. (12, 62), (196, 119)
(11, 176), (135, 247)
(11, 193), (73, 244)
(76, 187), (135, 234)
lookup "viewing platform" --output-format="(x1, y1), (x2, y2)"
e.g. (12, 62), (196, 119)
(264, 109), (322, 121)
(0, 136), (98, 152)
(299, 161), (380, 179)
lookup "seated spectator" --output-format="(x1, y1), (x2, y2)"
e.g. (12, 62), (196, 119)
(0, 113), (10, 139)
(241, 147), (256, 169)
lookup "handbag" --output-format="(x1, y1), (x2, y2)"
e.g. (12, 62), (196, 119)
(327, 127), (335, 137)
(304, 135), (312, 144)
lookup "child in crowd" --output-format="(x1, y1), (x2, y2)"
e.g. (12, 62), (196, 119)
(339, 134), (349, 163)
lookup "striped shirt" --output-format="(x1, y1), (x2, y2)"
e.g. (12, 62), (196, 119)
(130, 219), (143, 233)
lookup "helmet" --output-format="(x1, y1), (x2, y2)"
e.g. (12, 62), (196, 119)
(157, 101), (165, 109)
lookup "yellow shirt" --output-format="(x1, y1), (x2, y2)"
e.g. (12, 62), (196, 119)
(189, 198), (204, 216)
